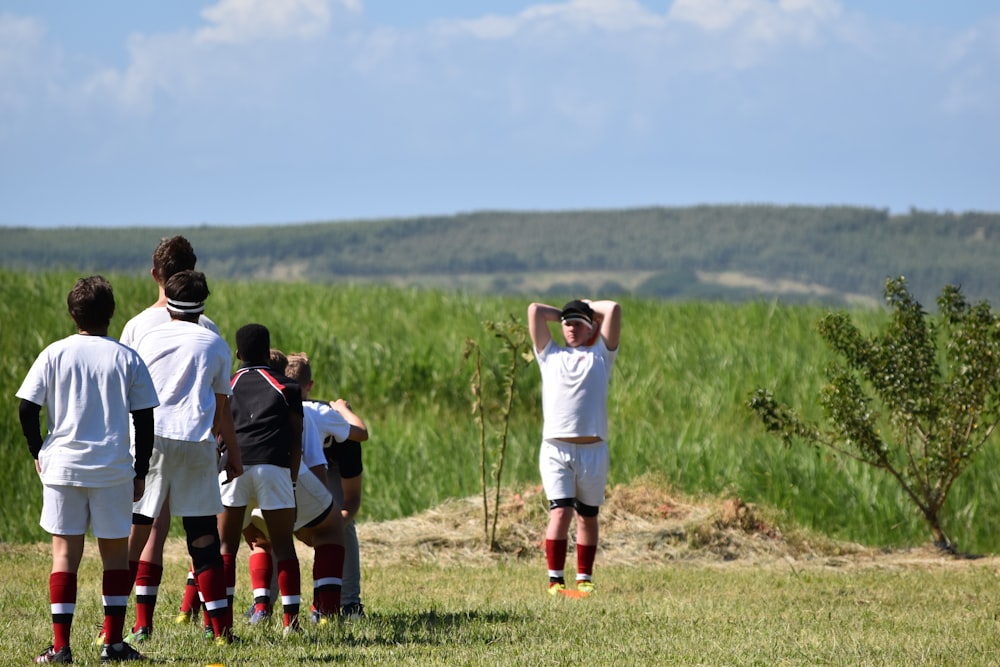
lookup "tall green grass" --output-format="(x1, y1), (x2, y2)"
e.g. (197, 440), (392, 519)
(4, 269), (1000, 553)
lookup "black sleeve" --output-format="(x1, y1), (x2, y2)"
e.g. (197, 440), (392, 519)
(18, 399), (44, 459)
(131, 407), (155, 478)
(337, 439), (364, 479)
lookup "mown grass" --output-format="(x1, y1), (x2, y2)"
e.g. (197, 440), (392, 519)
(2, 541), (1000, 666)
(4, 269), (1000, 553)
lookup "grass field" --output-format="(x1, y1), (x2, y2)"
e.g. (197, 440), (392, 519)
(3, 487), (1000, 666)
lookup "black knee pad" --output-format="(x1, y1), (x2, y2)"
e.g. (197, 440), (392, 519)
(183, 515), (223, 574)
(549, 498), (575, 511)
(574, 501), (600, 518)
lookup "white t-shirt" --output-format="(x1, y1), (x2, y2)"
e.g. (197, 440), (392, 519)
(304, 401), (352, 445)
(16, 334), (160, 487)
(120, 306), (219, 348)
(535, 337), (618, 441)
(300, 409), (328, 473)
(134, 320), (233, 442)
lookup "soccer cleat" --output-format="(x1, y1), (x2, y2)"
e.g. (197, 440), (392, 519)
(340, 602), (365, 619)
(247, 605), (272, 625)
(203, 625), (215, 641)
(174, 609), (197, 624)
(35, 645), (73, 664)
(282, 623), (302, 638)
(214, 632), (241, 646)
(99, 641), (144, 663)
(548, 582), (566, 597)
(124, 626), (151, 643)
(93, 630), (106, 647)
(576, 580), (595, 595)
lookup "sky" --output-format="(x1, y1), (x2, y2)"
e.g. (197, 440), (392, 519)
(1, 0), (998, 228)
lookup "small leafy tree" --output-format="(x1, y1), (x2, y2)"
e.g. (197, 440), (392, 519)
(464, 316), (533, 550)
(748, 277), (1000, 551)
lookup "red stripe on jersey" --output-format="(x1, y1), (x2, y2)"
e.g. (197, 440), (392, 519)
(231, 366), (290, 404)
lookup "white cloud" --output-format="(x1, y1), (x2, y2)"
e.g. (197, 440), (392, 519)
(432, 0), (665, 40)
(668, 0), (842, 43)
(195, 0), (337, 44)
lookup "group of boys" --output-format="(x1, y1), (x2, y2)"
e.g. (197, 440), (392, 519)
(17, 237), (370, 664)
(17, 235), (625, 664)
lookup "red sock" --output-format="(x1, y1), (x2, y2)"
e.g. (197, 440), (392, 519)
(276, 558), (301, 628)
(195, 564), (230, 639)
(49, 572), (77, 653)
(179, 565), (201, 614)
(576, 543), (597, 580)
(127, 560), (140, 588)
(222, 553), (237, 607)
(545, 539), (568, 582)
(312, 544), (344, 616)
(133, 560), (163, 630)
(102, 569), (131, 645)
(249, 551), (274, 611)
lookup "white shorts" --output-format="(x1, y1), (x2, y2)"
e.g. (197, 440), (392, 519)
(133, 436), (224, 518)
(41, 483), (133, 539)
(249, 470), (334, 534)
(220, 464), (296, 511)
(539, 439), (609, 507)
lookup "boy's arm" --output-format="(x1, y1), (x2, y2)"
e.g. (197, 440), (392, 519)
(213, 394), (243, 483)
(528, 302), (559, 353)
(18, 399), (44, 460)
(131, 407), (155, 478)
(288, 412), (303, 485)
(330, 399), (369, 442)
(587, 299), (622, 351)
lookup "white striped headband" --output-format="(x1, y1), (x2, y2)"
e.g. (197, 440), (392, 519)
(166, 298), (206, 315)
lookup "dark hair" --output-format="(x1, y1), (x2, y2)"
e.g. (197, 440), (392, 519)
(164, 270), (210, 303)
(236, 323), (270, 364)
(269, 348), (288, 374)
(67, 275), (116, 331)
(152, 236), (198, 283)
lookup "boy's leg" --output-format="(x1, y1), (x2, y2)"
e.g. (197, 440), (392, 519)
(183, 515), (232, 641)
(243, 524), (275, 619)
(297, 510), (346, 618)
(49, 534), (86, 654)
(96, 536), (132, 647)
(130, 500), (171, 637)
(217, 506), (247, 617)
(338, 472), (364, 611)
(263, 508), (301, 631)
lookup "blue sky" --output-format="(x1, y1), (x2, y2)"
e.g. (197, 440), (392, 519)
(1, 0), (997, 227)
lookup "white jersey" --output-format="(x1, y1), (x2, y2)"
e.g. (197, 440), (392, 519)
(304, 401), (352, 445)
(120, 306), (218, 348)
(300, 409), (327, 473)
(134, 320), (232, 442)
(16, 334), (159, 487)
(535, 337), (617, 441)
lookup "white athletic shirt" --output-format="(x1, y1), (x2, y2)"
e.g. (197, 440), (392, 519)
(134, 320), (233, 442)
(300, 409), (328, 472)
(304, 401), (352, 445)
(535, 337), (618, 441)
(120, 306), (219, 348)
(16, 334), (160, 487)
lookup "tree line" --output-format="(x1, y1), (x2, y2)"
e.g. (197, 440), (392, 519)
(3, 204), (999, 306)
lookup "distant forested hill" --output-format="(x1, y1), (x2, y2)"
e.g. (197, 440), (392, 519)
(3, 205), (999, 307)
